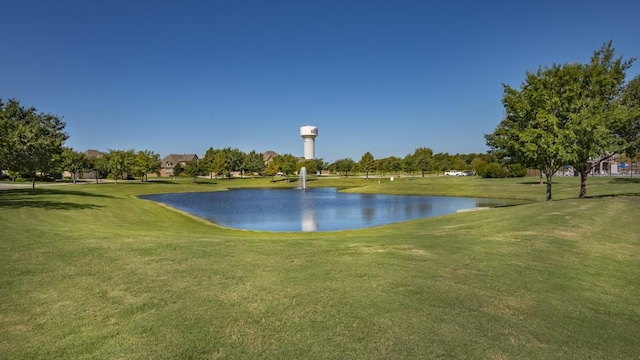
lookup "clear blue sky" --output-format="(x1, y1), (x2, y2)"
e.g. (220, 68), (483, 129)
(2, 0), (639, 163)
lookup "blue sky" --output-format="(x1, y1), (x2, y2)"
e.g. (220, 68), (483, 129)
(2, 0), (639, 163)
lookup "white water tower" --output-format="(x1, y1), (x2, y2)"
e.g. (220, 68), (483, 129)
(300, 125), (318, 159)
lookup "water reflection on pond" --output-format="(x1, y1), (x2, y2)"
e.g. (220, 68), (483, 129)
(140, 188), (521, 232)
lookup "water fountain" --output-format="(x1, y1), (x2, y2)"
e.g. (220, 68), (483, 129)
(299, 166), (307, 190)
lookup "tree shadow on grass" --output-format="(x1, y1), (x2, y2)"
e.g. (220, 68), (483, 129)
(0, 188), (116, 198)
(0, 199), (104, 210)
(609, 177), (640, 184)
(0, 188), (113, 210)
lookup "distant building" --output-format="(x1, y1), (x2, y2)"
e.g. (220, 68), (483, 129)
(160, 154), (198, 177)
(263, 150), (279, 165)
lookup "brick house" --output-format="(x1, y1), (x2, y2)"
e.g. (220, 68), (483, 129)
(160, 154), (198, 177)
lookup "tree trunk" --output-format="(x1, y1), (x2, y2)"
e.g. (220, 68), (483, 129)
(578, 164), (588, 198)
(545, 173), (552, 201)
(31, 174), (36, 190)
(72, 172), (76, 184)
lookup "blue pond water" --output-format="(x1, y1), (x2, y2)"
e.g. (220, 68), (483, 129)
(141, 188), (515, 232)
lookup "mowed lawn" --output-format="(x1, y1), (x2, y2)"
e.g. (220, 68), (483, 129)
(1, 176), (639, 359)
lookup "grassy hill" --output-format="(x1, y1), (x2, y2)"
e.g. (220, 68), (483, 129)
(1, 176), (639, 359)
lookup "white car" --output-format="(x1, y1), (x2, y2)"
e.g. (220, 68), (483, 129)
(444, 170), (466, 176)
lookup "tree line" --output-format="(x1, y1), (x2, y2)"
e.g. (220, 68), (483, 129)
(328, 149), (522, 179)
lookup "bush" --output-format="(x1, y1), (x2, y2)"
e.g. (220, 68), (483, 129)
(481, 163), (508, 178)
(507, 164), (527, 178)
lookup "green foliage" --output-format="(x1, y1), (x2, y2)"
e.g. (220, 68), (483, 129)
(133, 150), (161, 181)
(401, 154), (416, 174)
(332, 158), (356, 177)
(506, 163), (527, 177)
(359, 151), (375, 179)
(480, 163), (506, 178)
(244, 150), (265, 176)
(60, 147), (90, 183)
(211, 150), (227, 178)
(0, 98), (68, 189)
(619, 74), (640, 157)
(220, 147), (245, 178)
(275, 153), (298, 177)
(486, 42), (635, 200)
(200, 147), (217, 178)
(101, 149), (135, 183)
(297, 159), (317, 174)
(413, 147), (433, 177)
(264, 160), (280, 179)
(183, 159), (203, 182)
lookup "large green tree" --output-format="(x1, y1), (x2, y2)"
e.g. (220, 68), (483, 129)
(488, 42), (635, 199)
(60, 147), (90, 184)
(244, 150), (265, 177)
(619, 74), (640, 158)
(221, 147), (245, 178)
(0, 99), (68, 189)
(486, 63), (580, 200)
(133, 150), (161, 181)
(275, 153), (299, 178)
(333, 158), (356, 177)
(413, 147), (433, 177)
(183, 159), (204, 183)
(200, 147), (217, 179)
(102, 149), (135, 183)
(358, 151), (375, 179)
(211, 150), (227, 178)
(569, 42), (634, 197)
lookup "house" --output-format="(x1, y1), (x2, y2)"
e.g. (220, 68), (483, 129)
(263, 150), (279, 165)
(160, 154), (198, 177)
(82, 149), (103, 179)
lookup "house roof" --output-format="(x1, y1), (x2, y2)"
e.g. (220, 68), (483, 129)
(84, 149), (103, 158)
(160, 154), (198, 168)
(263, 150), (279, 163)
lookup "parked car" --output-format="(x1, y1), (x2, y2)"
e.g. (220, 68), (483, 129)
(444, 170), (466, 176)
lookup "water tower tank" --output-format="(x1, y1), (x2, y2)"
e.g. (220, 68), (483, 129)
(300, 126), (318, 159)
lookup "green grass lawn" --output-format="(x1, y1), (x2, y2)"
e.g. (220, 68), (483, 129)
(1, 176), (639, 359)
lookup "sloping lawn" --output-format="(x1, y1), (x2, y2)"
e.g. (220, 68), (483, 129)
(1, 176), (639, 359)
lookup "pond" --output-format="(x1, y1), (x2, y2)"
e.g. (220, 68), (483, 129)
(140, 188), (519, 232)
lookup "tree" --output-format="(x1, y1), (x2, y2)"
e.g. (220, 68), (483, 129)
(402, 154), (416, 175)
(387, 156), (402, 175)
(0, 99), (68, 189)
(568, 42), (634, 197)
(183, 159), (203, 183)
(265, 160), (280, 181)
(201, 147), (217, 179)
(486, 63), (580, 200)
(221, 147), (245, 178)
(413, 147), (433, 177)
(276, 153), (299, 178)
(298, 159), (318, 175)
(133, 150), (161, 181)
(333, 158), (356, 177)
(211, 150), (227, 178)
(60, 147), (90, 184)
(432, 153), (452, 175)
(102, 149), (135, 183)
(244, 150), (265, 177)
(359, 152), (375, 179)
(619, 74), (640, 158)
(488, 42), (636, 199)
